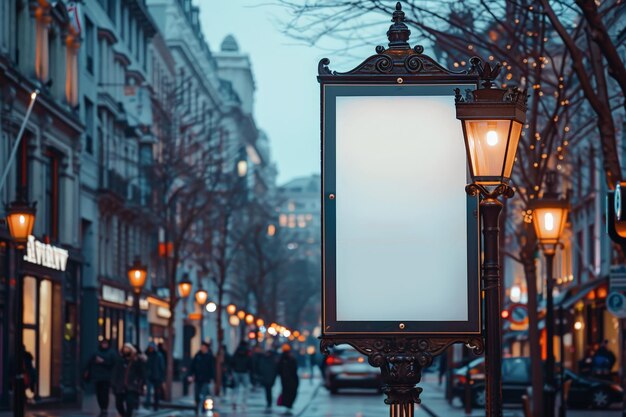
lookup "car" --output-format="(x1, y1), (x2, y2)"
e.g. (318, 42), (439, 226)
(452, 357), (623, 409)
(323, 346), (382, 394)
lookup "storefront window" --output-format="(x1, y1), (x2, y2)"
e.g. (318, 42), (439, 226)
(22, 276), (61, 398)
(39, 280), (52, 397)
(23, 277), (37, 325)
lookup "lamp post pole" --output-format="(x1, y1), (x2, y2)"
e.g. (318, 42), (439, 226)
(480, 197), (504, 417)
(13, 251), (25, 417)
(558, 305), (566, 417)
(544, 252), (556, 417)
(134, 290), (141, 349)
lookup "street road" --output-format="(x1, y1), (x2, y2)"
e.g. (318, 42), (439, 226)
(3, 373), (620, 417)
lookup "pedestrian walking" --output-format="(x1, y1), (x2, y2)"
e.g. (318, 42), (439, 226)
(221, 344), (234, 396)
(230, 341), (251, 409)
(85, 339), (116, 417)
(591, 339), (616, 380)
(187, 342), (216, 413)
(277, 344), (299, 415)
(143, 342), (165, 410)
(250, 344), (263, 392)
(111, 343), (144, 417)
(257, 347), (279, 411)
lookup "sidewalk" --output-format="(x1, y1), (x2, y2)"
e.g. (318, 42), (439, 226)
(0, 374), (322, 417)
(0, 382), (187, 417)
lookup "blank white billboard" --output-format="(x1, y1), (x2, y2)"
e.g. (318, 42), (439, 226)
(334, 94), (469, 322)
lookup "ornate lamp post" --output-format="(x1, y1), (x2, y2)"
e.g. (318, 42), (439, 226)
(530, 171), (569, 417)
(128, 257), (147, 349)
(317, 4), (526, 417)
(456, 73), (527, 417)
(5, 195), (36, 417)
(195, 288), (208, 340)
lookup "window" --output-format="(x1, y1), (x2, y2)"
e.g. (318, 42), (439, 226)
(44, 150), (61, 241)
(16, 135), (30, 198)
(22, 277), (61, 399)
(85, 98), (94, 154)
(85, 17), (94, 74)
(576, 230), (583, 283)
(588, 224), (595, 271)
(106, 0), (116, 24)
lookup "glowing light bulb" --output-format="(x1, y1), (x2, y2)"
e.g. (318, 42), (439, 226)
(19, 215), (25, 224)
(486, 130), (499, 146)
(574, 321), (583, 330)
(544, 212), (554, 231)
(134, 270), (140, 278)
(206, 302), (217, 313)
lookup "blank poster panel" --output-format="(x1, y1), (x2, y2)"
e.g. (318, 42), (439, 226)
(335, 94), (468, 322)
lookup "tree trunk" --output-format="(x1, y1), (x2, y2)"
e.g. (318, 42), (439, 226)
(214, 285), (225, 396)
(521, 228), (543, 417)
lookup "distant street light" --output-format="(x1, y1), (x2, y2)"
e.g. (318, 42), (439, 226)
(530, 171), (569, 417)
(5, 197), (36, 246)
(245, 314), (254, 325)
(236, 310), (246, 320)
(128, 257), (147, 349)
(195, 289), (208, 305)
(206, 302), (217, 313)
(229, 315), (240, 327)
(195, 288), (208, 340)
(178, 274), (192, 315)
(226, 304), (237, 315)
(177, 274), (192, 299)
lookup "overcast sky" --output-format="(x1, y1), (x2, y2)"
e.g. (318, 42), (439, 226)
(197, 1), (378, 185)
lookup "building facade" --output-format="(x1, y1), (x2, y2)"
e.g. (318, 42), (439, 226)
(0, 0), (83, 407)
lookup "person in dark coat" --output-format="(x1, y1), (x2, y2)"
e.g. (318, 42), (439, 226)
(257, 347), (279, 410)
(230, 341), (251, 409)
(87, 339), (116, 416)
(111, 343), (144, 417)
(143, 342), (165, 410)
(277, 344), (299, 414)
(187, 342), (215, 413)
(591, 339), (617, 379)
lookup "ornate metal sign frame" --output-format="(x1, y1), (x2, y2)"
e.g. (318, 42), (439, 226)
(318, 3), (486, 414)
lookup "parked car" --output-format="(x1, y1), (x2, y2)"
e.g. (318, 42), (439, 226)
(452, 357), (623, 410)
(324, 346), (382, 394)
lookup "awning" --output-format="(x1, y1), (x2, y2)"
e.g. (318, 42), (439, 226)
(556, 276), (608, 309)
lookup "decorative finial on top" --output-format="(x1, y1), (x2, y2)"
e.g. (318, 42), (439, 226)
(387, 2), (411, 50)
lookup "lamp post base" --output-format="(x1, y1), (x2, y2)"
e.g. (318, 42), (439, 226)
(321, 336), (483, 417)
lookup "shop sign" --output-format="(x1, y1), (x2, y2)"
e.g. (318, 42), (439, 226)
(157, 306), (171, 319)
(23, 235), (69, 271)
(102, 285), (126, 305)
(607, 291), (626, 318)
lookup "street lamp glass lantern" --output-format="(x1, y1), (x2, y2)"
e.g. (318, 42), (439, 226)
(530, 200), (569, 254)
(237, 310), (246, 320)
(127, 258), (147, 292)
(195, 289), (208, 305)
(456, 87), (527, 185)
(5, 199), (36, 245)
(177, 274), (192, 299)
(226, 304), (237, 315)
(245, 314), (254, 325)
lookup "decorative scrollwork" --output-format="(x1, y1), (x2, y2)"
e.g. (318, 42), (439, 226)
(413, 45), (424, 54)
(320, 335), (485, 408)
(404, 55), (423, 73)
(318, 58), (332, 75)
(375, 55), (394, 73)
(465, 183), (515, 199)
(376, 45), (386, 54)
